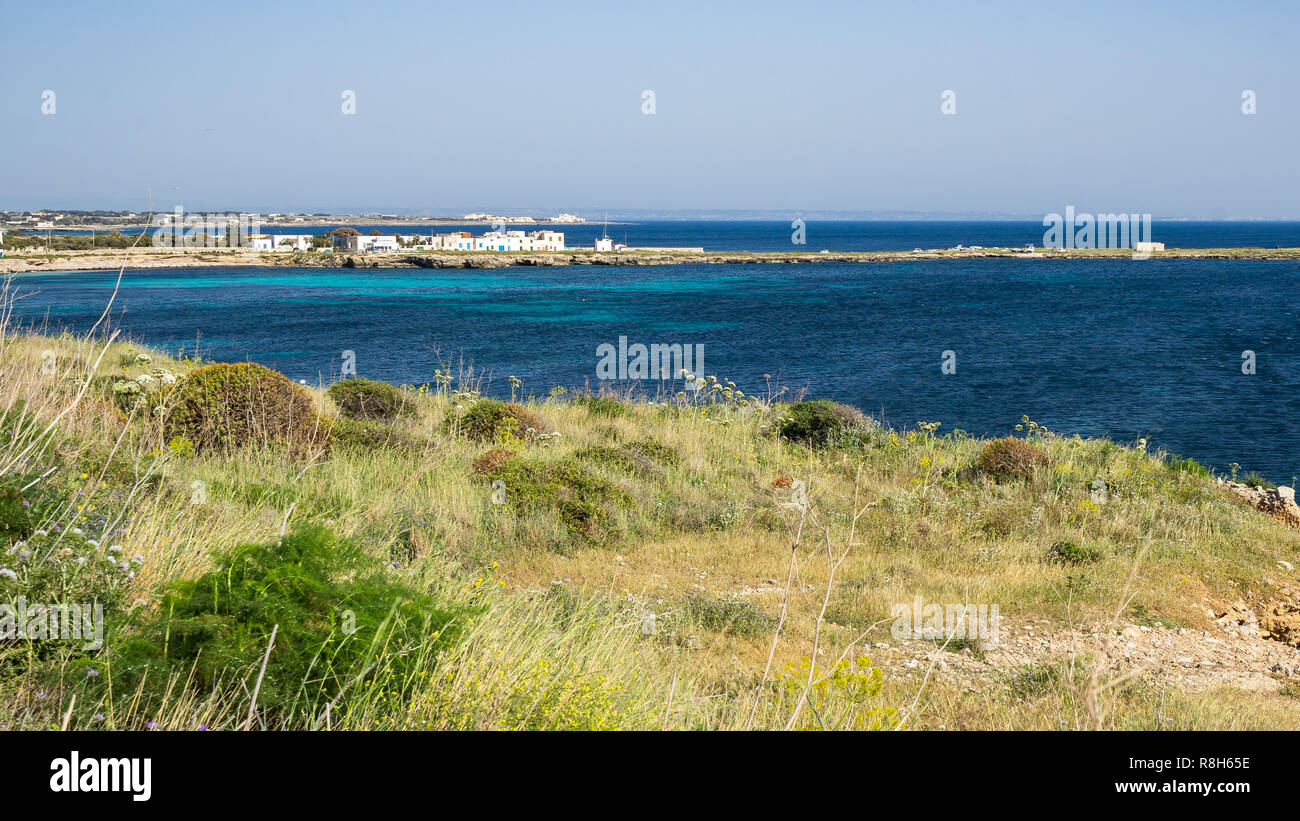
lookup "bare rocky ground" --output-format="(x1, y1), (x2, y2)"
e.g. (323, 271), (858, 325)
(1222, 481), (1300, 528)
(833, 482), (1293, 695)
(730, 576), (1300, 694)
(863, 596), (1300, 694)
(738, 481), (1300, 697)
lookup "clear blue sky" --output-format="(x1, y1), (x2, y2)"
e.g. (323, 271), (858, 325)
(1, 0), (1296, 217)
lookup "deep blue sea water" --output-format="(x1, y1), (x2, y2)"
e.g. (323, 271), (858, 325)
(49, 219), (1300, 253)
(8, 254), (1300, 481)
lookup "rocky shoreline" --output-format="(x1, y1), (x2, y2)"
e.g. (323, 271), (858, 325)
(4, 246), (1300, 275)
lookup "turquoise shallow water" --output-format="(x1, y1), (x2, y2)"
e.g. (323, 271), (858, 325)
(8, 259), (1300, 481)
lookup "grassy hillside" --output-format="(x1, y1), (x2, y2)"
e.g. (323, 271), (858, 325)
(2, 314), (1299, 730)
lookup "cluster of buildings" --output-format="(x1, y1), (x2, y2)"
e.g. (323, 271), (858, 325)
(243, 229), (569, 253)
(251, 234), (316, 252)
(331, 229), (566, 253)
(461, 213), (584, 224)
(244, 228), (698, 255)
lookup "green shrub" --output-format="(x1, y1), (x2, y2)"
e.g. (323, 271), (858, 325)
(771, 656), (896, 730)
(575, 395), (628, 418)
(116, 350), (151, 368)
(574, 445), (643, 475)
(1, 528), (135, 608)
(624, 438), (679, 466)
(448, 398), (548, 442)
(109, 377), (146, 411)
(575, 438), (679, 477)
(1009, 662), (1070, 698)
(1047, 539), (1101, 564)
(0, 482), (32, 542)
(485, 457), (633, 545)
(166, 435), (196, 458)
(328, 417), (423, 452)
(976, 437), (1048, 481)
(98, 526), (471, 723)
(0, 528), (136, 667)
(1243, 471), (1274, 490)
(681, 593), (775, 638)
(160, 363), (322, 453)
(327, 378), (413, 421)
(1165, 454), (1210, 478)
(779, 399), (873, 446)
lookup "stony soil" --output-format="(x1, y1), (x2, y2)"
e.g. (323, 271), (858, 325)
(856, 593), (1300, 695)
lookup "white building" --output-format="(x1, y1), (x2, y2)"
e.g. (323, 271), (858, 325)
(407, 232), (473, 251)
(594, 237), (613, 252)
(531, 230), (564, 251)
(334, 234), (400, 253)
(470, 230), (565, 251)
(251, 234), (315, 252)
(387, 230), (564, 252)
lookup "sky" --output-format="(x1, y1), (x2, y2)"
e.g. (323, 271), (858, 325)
(0, 0), (1297, 217)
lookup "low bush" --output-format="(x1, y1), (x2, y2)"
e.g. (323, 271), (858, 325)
(1048, 539), (1102, 564)
(681, 593), (776, 638)
(1165, 454), (1210, 478)
(976, 437), (1049, 481)
(574, 395), (628, 418)
(0, 482), (33, 543)
(771, 656), (897, 730)
(779, 400), (874, 446)
(328, 417), (423, 452)
(1, 528), (136, 609)
(1243, 471), (1274, 490)
(327, 378), (413, 422)
(448, 398), (549, 442)
(97, 525), (472, 724)
(0, 528), (137, 666)
(471, 447), (515, 476)
(575, 438), (679, 477)
(160, 363), (321, 454)
(485, 457), (632, 546)
(624, 438), (679, 466)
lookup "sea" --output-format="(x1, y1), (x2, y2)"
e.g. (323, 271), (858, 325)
(7, 221), (1300, 481)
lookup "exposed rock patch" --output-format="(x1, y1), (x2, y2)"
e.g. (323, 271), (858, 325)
(1223, 481), (1300, 527)
(868, 614), (1300, 695)
(1258, 600), (1300, 646)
